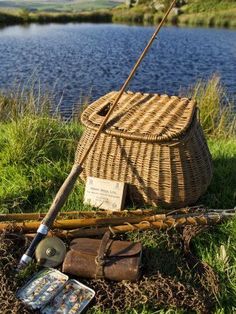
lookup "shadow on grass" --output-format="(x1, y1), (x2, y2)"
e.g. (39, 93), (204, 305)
(200, 156), (236, 208)
(143, 246), (182, 278)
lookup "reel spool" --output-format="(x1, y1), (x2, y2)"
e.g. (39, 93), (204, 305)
(35, 237), (67, 268)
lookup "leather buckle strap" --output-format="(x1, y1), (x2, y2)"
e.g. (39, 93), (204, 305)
(95, 231), (112, 279)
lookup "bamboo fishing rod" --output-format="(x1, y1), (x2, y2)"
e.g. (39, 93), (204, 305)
(1, 206), (205, 222)
(18, 0), (177, 269)
(0, 209), (156, 222)
(1, 214), (168, 232)
(25, 210), (235, 238)
(4, 209), (235, 233)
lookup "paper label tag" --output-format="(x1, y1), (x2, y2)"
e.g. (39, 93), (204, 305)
(84, 177), (126, 211)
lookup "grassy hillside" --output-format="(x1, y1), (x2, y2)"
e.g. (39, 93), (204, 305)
(182, 0), (236, 13)
(180, 0), (236, 27)
(0, 0), (118, 25)
(1, 0), (236, 27)
(112, 0), (236, 28)
(0, 0), (122, 13)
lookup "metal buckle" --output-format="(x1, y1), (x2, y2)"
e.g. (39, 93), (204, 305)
(95, 256), (105, 266)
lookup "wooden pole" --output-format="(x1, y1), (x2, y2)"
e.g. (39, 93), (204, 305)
(0, 214), (166, 232)
(25, 212), (233, 239)
(58, 212), (235, 237)
(0, 209), (156, 222)
(5, 210), (234, 234)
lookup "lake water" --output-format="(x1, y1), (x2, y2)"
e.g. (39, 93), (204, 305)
(0, 23), (236, 116)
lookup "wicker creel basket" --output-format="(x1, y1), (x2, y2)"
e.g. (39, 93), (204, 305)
(75, 91), (213, 208)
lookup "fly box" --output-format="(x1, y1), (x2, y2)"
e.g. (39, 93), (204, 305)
(41, 279), (95, 314)
(17, 268), (95, 313)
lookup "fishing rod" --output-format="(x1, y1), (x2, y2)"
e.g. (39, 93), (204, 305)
(0, 209), (156, 221)
(18, 0), (177, 269)
(23, 209), (236, 238)
(3, 209), (235, 233)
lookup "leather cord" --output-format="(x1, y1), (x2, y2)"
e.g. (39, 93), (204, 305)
(95, 231), (112, 279)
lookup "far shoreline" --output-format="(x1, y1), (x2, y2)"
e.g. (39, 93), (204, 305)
(1, 9), (236, 30)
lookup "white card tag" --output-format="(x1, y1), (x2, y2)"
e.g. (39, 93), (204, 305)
(84, 177), (126, 211)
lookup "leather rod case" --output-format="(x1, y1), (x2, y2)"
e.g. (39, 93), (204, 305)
(62, 231), (142, 282)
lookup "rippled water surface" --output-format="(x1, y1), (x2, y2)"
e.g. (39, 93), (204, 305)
(0, 23), (236, 114)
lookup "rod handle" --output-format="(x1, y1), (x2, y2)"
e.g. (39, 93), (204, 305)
(42, 164), (82, 227)
(17, 224), (48, 269)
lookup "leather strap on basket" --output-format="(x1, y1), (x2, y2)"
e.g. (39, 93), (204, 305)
(95, 231), (112, 279)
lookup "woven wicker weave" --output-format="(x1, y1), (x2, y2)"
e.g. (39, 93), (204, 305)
(75, 91), (213, 208)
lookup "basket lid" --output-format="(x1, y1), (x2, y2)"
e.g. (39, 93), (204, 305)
(81, 91), (197, 143)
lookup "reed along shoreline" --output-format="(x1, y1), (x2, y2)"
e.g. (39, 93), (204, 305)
(1, 8), (236, 29)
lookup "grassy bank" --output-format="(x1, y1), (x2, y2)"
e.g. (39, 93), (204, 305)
(0, 9), (113, 26)
(1, 0), (236, 28)
(178, 8), (236, 28)
(0, 0), (121, 12)
(0, 76), (235, 313)
(0, 87), (85, 213)
(112, 0), (236, 28)
(3, 8), (235, 28)
(178, 0), (236, 28)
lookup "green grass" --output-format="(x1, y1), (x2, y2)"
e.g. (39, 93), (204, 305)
(178, 8), (236, 28)
(0, 85), (84, 213)
(1, 0), (236, 28)
(0, 9), (113, 26)
(202, 138), (236, 209)
(181, 0), (236, 14)
(188, 75), (236, 139)
(0, 76), (235, 313)
(112, 0), (236, 28)
(0, 0), (121, 13)
(192, 219), (236, 311)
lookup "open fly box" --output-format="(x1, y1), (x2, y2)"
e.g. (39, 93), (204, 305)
(17, 268), (95, 313)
